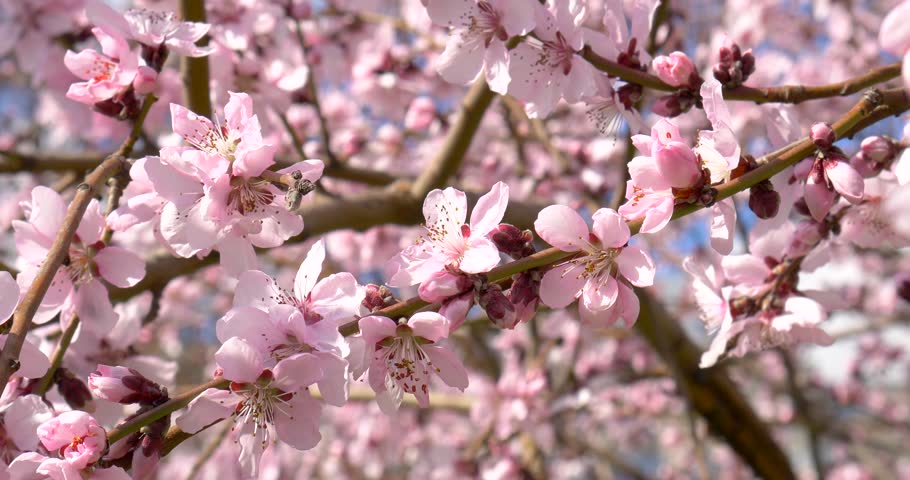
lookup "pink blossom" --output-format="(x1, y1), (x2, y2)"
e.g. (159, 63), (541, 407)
(695, 78), (741, 184)
(359, 312), (469, 412)
(64, 27), (139, 106)
(37, 411), (106, 470)
(507, 1), (594, 117)
(386, 182), (509, 290)
(803, 155), (865, 221)
(651, 51), (697, 87)
(86, 0), (214, 57)
(647, 119), (702, 189)
(88, 365), (167, 405)
(880, 1), (910, 91)
(13, 186), (145, 333)
(427, 0), (535, 94)
(534, 206), (655, 327)
(177, 337), (324, 477)
(617, 155), (675, 234)
(147, 93), (323, 275)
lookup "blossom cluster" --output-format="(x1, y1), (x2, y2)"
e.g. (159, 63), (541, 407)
(1, 0), (910, 478)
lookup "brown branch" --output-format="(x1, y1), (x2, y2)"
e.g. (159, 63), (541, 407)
(34, 316), (79, 395)
(0, 94), (158, 387)
(580, 45), (900, 105)
(410, 79), (495, 197)
(179, 0), (212, 118)
(107, 377), (230, 445)
(292, 17), (339, 167)
(635, 291), (796, 479)
(780, 350), (826, 479)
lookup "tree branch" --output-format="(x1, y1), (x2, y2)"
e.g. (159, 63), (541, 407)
(0, 95), (158, 387)
(179, 0), (212, 118)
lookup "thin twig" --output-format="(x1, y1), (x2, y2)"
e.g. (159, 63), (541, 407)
(179, 0), (212, 118)
(34, 316), (80, 395)
(292, 16), (339, 166)
(184, 419), (231, 480)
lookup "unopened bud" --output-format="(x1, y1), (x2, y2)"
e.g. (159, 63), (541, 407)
(654, 141), (701, 188)
(652, 52), (697, 88)
(712, 64), (731, 84)
(810, 123), (835, 149)
(748, 180), (780, 219)
(895, 273), (910, 303)
(652, 94), (684, 117)
(477, 284), (517, 329)
(850, 152), (884, 178)
(362, 284), (396, 312)
(56, 368), (95, 412)
(88, 365), (169, 405)
(740, 51), (756, 77)
(490, 224), (534, 258)
(133, 66), (158, 95)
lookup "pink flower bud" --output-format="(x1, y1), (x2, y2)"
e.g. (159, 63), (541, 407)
(37, 411), (106, 469)
(403, 97), (437, 131)
(652, 52), (697, 87)
(748, 180), (780, 219)
(418, 270), (472, 303)
(132, 66), (158, 95)
(804, 166), (836, 221)
(810, 123), (835, 149)
(860, 136), (896, 163)
(654, 141), (701, 188)
(88, 365), (168, 405)
(652, 94), (683, 117)
(490, 224), (534, 258)
(850, 152), (883, 178)
(362, 284), (396, 312)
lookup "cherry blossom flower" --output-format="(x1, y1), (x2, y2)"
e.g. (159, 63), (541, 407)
(64, 27), (139, 106)
(37, 411), (106, 470)
(0, 394), (54, 471)
(177, 337), (323, 477)
(86, 0), (214, 57)
(803, 153), (865, 222)
(507, 0), (595, 117)
(386, 182), (509, 291)
(534, 206), (655, 327)
(146, 93), (323, 275)
(12, 186), (145, 333)
(359, 312), (469, 412)
(618, 143), (676, 234)
(427, 0), (535, 94)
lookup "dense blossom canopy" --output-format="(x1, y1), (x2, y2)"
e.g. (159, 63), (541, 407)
(1, 0), (910, 478)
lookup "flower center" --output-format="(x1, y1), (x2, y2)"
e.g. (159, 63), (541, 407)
(227, 177), (274, 215)
(536, 32), (576, 75)
(381, 335), (435, 397)
(64, 241), (99, 286)
(231, 381), (294, 447)
(467, 2), (507, 46)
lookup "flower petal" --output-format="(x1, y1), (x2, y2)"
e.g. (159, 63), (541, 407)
(591, 208), (630, 248)
(175, 389), (238, 433)
(424, 344), (469, 390)
(294, 240), (325, 301)
(94, 246), (145, 288)
(534, 205), (589, 252)
(617, 246), (655, 287)
(407, 311), (450, 342)
(215, 337), (263, 383)
(539, 263), (586, 309)
(469, 181), (509, 236)
(0, 270), (20, 323)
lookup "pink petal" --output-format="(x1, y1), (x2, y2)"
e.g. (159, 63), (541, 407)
(76, 199), (105, 245)
(534, 205), (589, 252)
(232, 144), (276, 178)
(7, 394), (53, 450)
(825, 160), (864, 204)
(275, 391), (322, 450)
(591, 208), (630, 248)
(804, 176), (836, 222)
(539, 263), (587, 309)
(424, 344), (469, 389)
(294, 240), (325, 301)
(232, 270), (281, 311)
(159, 201), (217, 258)
(94, 246), (145, 288)
(469, 181), (510, 236)
(426, 0), (474, 25)
(709, 199), (737, 255)
(880, 1), (910, 55)
(24, 186), (66, 241)
(273, 353), (323, 391)
(215, 306), (272, 348)
(175, 389), (238, 433)
(75, 280), (118, 335)
(721, 255), (769, 286)
(423, 187), (468, 227)
(310, 273), (364, 324)
(224, 92), (255, 132)
(169, 103), (215, 147)
(437, 32), (484, 85)
(616, 282), (641, 327)
(216, 234), (258, 278)
(0, 270), (19, 323)
(215, 337), (264, 383)
(277, 159), (324, 183)
(314, 352), (349, 406)
(459, 237), (501, 274)
(484, 40), (511, 95)
(17, 338), (50, 379)
(582, 275), (618, 311)
(617, 246), (655, 287)
(651, 118), (682, 144)
(358, 315), (397, 345)
(407, 311), (450, 342)
(893, 148), (910, 185)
